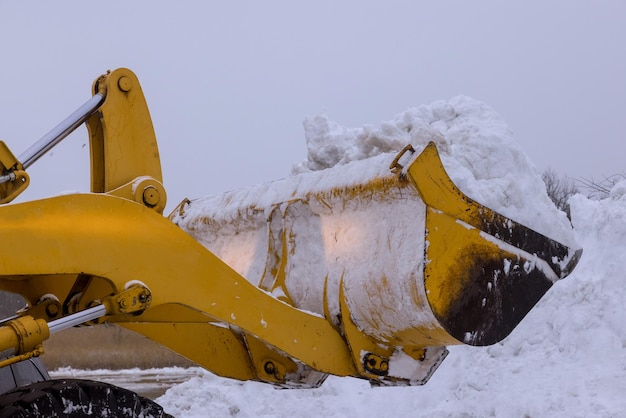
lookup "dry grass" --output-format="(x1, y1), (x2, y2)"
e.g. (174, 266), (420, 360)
(41, 324), (194, 370)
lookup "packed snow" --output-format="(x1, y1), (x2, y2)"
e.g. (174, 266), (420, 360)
(95, 97), (626, 416)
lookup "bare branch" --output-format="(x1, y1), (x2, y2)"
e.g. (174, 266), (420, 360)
(577, 173), (626, 200)
(542, 168), (579, 219)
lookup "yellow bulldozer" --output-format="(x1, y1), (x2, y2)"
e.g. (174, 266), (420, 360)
(0, 69), (581, 417)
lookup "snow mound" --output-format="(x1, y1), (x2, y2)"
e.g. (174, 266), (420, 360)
(155, 97), (617, 417)
(158, 186), (625, 417)
(294, 95), (575, 246)
(177, 96), (575, 249)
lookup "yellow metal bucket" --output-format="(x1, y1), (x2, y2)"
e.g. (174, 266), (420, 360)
(171, 142), (581, 382)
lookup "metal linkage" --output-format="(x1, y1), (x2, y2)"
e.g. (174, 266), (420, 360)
(0, 283), (151, 368)
(19, 93), (105, 169)
(46, 283), (151, 334)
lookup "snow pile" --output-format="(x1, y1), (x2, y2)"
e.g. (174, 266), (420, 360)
(158, 185), (626, 416)
(294, 96), (575, 246)
(159, 175), (626, 418)
(178, 96), (574, 247)
(156, 98), (626, 416)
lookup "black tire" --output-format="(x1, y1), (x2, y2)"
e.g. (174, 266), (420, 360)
(0, 379), (173, 418)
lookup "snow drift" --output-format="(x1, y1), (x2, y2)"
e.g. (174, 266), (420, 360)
(157, 97), (624, 417)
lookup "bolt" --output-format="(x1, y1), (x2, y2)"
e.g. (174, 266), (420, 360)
(45, 304), (59, 318)
(264, 361), (275, 375)
(118, 76), (132, 92)
(363, 353), (389, 376)
(142, 186), (160, 208)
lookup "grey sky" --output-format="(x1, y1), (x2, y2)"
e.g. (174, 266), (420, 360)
(0, 1), (624, 211)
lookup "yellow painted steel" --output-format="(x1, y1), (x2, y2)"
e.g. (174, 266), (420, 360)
(0, 141), (29, 203)
(0, 68), (581, 387)
(405, 143), (581, 346)
(0, 316), (49, 355)
(0, 193), (357, 380)
(122, 322), (257, 382)
(0, 346), (44, 369)
(0, 315), (48, 370)
(338, 282), (395, 379)
(85, 68), (167, 213)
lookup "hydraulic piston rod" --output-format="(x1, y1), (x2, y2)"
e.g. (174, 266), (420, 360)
(0, 305), (108, 369)
(19, 93), (105, 169)
(47, 305), (107, 334)
(0, 305), (107, 359)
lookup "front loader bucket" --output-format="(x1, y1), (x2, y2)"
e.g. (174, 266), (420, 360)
(405, 143), (582, 346)
(172, 141), (581, 384)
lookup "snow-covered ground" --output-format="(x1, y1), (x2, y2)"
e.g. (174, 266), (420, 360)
(60, 97), (626, 417)
(156, 185), (626, 418)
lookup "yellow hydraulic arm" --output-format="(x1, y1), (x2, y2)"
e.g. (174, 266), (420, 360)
(0, 68), (582, 387)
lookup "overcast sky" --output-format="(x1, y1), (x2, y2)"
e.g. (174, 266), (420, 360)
(0, 1), (624, 211)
